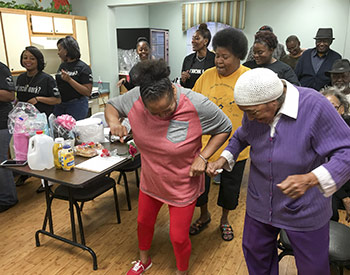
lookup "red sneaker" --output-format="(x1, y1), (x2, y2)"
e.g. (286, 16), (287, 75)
(126, 257), (152, 275)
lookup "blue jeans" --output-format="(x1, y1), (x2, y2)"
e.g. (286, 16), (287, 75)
(53, 97), (89, 121)
(0, 129), (17, 205)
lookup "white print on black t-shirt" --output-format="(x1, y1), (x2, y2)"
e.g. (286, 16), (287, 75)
(6, 76), (13, 85)
(16, 85), (41, 94)
(57, 70), (79, 77)
(189, 68), (204, 75)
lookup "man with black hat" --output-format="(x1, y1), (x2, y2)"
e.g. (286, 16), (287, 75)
(246, 25), (286, 62)
(295, 28), (342, 91)
(326, 59), (350, 103)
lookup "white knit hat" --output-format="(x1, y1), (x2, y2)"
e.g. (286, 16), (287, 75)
(234, 68), (284, 106)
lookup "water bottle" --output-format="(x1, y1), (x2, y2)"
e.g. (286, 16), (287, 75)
(98, 76), (103, 94)
(27, 130), (54, 170)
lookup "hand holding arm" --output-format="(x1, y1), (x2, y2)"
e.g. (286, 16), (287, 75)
(206, 156), (227, 177)
(189, 132), (230, 177)
(277, 172), (319, 199)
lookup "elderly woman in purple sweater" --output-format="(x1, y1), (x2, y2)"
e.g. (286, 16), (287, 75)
(207, 68), (350, 274)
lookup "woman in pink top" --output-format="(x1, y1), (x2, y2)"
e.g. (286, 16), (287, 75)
(105, 59), (232, 275)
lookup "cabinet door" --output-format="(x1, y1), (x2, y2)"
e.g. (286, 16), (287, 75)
(1, 12), (30, 72)
(74, 19), (91, 65)
(31, 15), (54, 34)
(0, 17), (7, 65)
(53, 17), (73, 34)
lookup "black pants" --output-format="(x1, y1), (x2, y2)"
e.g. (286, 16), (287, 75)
(331, 181), (350, 222)
(196, 159), (246, 210)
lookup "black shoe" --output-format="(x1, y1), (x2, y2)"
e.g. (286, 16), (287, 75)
(15, 175), (29, 186)
(36, 185), (46, 193)
(0, 200), (18, 213)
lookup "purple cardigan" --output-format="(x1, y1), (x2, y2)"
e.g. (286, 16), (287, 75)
(226, 86), (350, 231)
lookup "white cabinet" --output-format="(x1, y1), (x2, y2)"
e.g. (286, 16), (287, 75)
(0, 17), (7, 65)
(31, 15), (73, 35)
(74, 19), (91, 65)
(1, 12), (30, 72)
(53, 17), (73, 34)
(31, 15), (54, 34)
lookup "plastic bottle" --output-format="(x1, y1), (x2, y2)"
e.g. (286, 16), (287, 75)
(97, 76), (103, 94)
(59, 144), (75, 171)
(53, 137), (64, 169)
(27, 130), (54, 171)
(13, 117), (29, 161)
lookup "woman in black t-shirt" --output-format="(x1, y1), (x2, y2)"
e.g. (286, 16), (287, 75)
(180, 23), (215, 89)
(54, 36), (93, 121)
(243, 31), (299, 85)
(16, 46), (61, 193)
(117, 37), (151, 91)
(0, 62), (17, 212)
(16, 46), (61, 117)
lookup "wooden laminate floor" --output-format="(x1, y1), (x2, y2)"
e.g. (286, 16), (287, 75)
(0, 162), (349, 275)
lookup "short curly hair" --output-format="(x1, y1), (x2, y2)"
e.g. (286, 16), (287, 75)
(20, 46), (45, 71)
(254, 31), (278, 50)
(212, 28), (248, 60)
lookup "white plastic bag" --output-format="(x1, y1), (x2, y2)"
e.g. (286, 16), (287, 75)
(75, 117), (104, 143)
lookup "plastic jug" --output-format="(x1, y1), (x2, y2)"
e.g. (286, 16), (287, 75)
(27, 130), (54, 171)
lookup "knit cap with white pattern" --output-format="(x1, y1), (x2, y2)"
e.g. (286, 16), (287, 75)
(234, 68), (284, 106)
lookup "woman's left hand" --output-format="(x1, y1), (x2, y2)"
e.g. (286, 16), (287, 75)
(189, 156), (207, 177)
(277, 172), (319, 199)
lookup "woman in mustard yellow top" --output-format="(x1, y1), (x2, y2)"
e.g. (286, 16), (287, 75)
(190, 28), (250, 241)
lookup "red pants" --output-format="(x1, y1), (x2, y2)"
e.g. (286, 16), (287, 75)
(137, 190), (196, 271)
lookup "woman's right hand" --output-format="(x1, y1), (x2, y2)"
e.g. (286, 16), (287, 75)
(109, 123), (128, 143)
(206, 157), (227, 177)
(117, 78), (126, 88)
(181, 70), (190, 83)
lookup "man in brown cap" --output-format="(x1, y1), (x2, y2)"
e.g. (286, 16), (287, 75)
(326, 59), (350, 101)
(295, 28), (342, 91)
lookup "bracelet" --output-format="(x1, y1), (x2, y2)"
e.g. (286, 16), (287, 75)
(198, 153), (208, 164)
(35, 97), (38, 103)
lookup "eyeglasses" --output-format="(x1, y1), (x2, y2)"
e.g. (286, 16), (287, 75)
(334, 105), (341, 110)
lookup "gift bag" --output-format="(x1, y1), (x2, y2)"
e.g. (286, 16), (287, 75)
(8, 102), (48, 160)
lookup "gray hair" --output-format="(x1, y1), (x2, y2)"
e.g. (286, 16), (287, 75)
(320, 86), (349, 114)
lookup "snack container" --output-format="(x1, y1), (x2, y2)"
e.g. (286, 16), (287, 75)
(59, 145), (75, 171)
